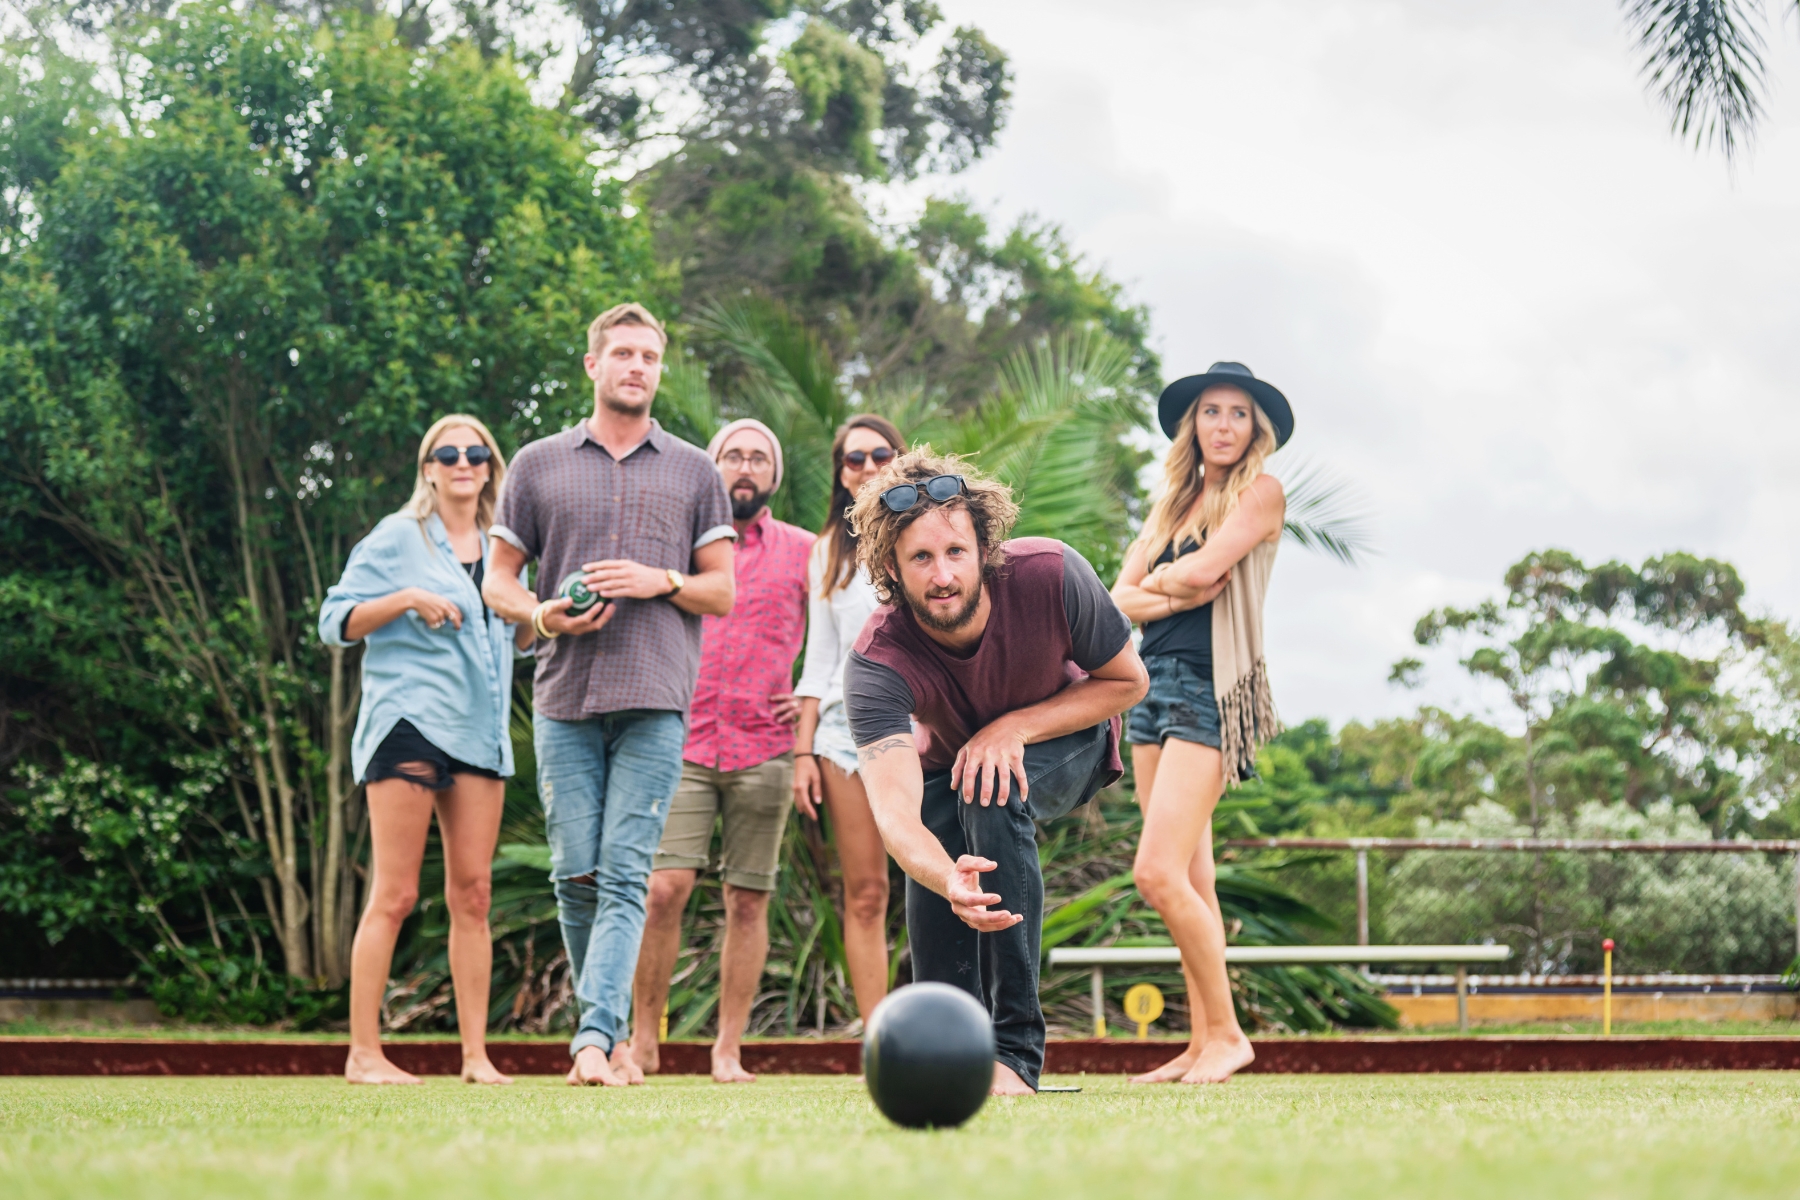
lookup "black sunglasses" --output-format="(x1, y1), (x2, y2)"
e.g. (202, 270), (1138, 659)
(879, 474), (965, 513)
(844, 446), (896, 469)
(431, 444), (493, 467)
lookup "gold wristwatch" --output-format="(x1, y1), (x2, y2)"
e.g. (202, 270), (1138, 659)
(665, 568), (685, 596)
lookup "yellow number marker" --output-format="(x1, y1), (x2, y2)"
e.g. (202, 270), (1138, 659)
(1123, 983), (1165, 1041)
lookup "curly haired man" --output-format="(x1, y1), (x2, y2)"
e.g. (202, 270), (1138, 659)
(844, 449), (1148, 1094)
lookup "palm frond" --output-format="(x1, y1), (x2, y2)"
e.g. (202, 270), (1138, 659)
(1624, 0), (1769, 160)
(939, 330), (1150, 578)
(689, 297), (849, 529)
(1277, 457), (1372, 566)
(651, 353), (720, 448)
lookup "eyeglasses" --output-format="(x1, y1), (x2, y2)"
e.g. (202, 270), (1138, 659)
(879, 474), (965, 513)
(720, 449), (773, 470)
(844, 447), (896, 469)
(431, 445), (493, 467)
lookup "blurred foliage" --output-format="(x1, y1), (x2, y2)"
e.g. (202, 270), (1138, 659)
(0, 6), (658, 1010)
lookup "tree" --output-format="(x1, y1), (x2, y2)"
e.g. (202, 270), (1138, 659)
(1397, 549), (1769, 833)
(0, 8), (657, 999)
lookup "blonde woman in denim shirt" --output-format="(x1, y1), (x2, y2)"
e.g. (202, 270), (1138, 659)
(319, 414), (533, 1085)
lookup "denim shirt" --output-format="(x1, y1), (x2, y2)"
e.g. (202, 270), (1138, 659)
(318, 512), (527, 783)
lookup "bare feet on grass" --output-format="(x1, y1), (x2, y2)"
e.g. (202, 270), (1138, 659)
(991, 1061), (1034, 1096)
(460, 1058), (514, 1086)
(568, 1045), (630, 1087)
(711, 1048), (756, 1084)
(345, 1048), (422, 1085)
(1178, 1035), (1255, 1084)
(1128, 1047), (1198, 1085)
(611, 1043), (646, 1084)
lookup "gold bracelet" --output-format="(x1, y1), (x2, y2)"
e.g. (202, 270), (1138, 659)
(532, 601), (559, 640)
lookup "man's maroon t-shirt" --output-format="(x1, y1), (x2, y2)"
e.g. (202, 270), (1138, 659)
(844, 537), (1130, 776)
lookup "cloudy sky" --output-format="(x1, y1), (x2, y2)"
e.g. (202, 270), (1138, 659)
(923, 0), (1800, 729)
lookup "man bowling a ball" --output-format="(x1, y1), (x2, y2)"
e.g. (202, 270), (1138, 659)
(844, 451), (1148, 1094)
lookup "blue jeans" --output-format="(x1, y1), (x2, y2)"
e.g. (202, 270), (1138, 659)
(535, 709), (687, 1058)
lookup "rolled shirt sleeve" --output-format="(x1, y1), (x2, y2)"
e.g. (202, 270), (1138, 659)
(691, 467), (734, 552)
(490, 454), (541, 562)
(317, 527), (402, 648)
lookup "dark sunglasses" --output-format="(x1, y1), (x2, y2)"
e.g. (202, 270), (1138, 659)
(879, 473), (965, 513)
(431, 444), (493, 467)
(844, 446), (896, 469)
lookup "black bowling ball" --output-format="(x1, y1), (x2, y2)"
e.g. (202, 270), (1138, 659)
(863, 982), (995, 1129)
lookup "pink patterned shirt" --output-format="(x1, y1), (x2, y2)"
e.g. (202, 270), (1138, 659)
(683, 508), (815, 771)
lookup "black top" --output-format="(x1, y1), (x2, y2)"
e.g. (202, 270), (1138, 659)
(1137, 539), (1212, 673)
(462, 556), (489, 621)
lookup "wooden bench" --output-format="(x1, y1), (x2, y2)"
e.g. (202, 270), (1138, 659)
(1047, 944), (1515, 1034)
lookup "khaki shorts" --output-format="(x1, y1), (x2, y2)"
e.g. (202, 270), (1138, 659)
(653, 755), (794, 891)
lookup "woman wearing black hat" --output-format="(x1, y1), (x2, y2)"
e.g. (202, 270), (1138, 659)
(1110, 363), (1291, 1084)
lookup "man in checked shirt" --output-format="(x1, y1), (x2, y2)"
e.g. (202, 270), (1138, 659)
(484, 303), (736, 1087)
(619, 417), (814, 1084)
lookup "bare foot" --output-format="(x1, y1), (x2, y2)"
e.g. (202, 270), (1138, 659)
(569, 1045), (629, 1087)
(1129, 1045), (1199, 1085)
(711, 1048), (756, 1084)
(345, 1047), (422, 1086)
(611, 1042), (646, 1084)
(461, 1057), (514, 1086)
(1179, 1036), (1255, 1084)
(991, 1061), (1034, 1096)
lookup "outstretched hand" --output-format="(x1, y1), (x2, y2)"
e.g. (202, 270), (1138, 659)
(946, 855), (1023, 932)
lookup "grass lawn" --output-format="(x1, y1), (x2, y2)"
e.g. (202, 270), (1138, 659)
(3, 1073), (1800, 1198)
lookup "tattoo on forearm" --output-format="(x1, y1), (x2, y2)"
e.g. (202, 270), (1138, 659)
(856, 736), (910, 764)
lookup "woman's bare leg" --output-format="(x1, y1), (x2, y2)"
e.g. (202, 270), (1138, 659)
(1131, 738), (1253, 1084)
(821, 760), (890, 1020)
(435, 773), (512, 1085)
(1127, 743), (1202, 1081)
(346, 773), (435, 1084)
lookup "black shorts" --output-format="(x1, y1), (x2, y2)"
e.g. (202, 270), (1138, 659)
(365, 719), (501, 791)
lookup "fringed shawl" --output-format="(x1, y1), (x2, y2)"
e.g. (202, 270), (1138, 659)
(1211, 539), (1281, 785)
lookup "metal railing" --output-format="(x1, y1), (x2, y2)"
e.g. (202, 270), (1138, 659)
(1222, 838), (1800, 976)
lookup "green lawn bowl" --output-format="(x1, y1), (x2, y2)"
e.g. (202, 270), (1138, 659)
(557, 572), (606, 617)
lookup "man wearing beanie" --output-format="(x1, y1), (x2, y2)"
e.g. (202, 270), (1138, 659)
(621, 418), (816, 1083)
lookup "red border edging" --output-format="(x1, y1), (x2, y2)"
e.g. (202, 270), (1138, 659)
(5, 1036), (1800, 1076)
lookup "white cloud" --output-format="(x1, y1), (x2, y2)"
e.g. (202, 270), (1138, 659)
(928, 0), (1800, 725)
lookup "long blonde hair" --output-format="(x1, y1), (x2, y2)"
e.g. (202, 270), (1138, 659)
(401, 413), (507, 533)
(1138, 386), (1279, 561)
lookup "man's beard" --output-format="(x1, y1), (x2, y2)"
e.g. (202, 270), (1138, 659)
(599, 386), (650, 417)
(901, 574), (983, 633)
(730, 485), (772, 521)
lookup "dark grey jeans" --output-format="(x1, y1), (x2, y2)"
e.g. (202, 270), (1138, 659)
(905, 723), (1113, 1091)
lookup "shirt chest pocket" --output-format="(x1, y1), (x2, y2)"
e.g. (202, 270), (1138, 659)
(622, 475), (695, 565)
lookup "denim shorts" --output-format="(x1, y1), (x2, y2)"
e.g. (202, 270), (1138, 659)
(1126, 654), (1222, 749)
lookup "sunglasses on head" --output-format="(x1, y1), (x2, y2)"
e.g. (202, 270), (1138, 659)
(431, 444), (493, 467)
(844, 446), (896, 469)
(879, 473), (965, 513)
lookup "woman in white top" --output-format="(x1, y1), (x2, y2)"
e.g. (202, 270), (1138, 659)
(792, 414), (906, 1021)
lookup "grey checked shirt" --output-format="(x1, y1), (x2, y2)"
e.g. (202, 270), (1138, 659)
(492, 419), (735, 720)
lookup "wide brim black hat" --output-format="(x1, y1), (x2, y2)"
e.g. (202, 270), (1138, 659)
(1157, 362), (1294, 447)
